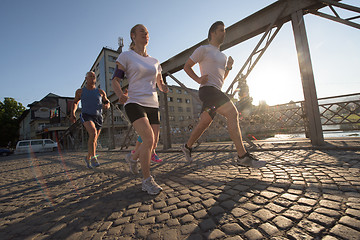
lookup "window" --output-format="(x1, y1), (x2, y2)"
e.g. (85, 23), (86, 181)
(186, 107), (191, 112)
(19, 141), (30, 146)
(178, 107), (183, 112)
(31, 140), (43, 146)
(109, 67), (115, 74)
(176, 89), (182, 94)
(185, 99), (190, 104)
(169, 88), (173, 93)
(169, 116), (175, 121)
(108, 55), (117, 62)
(45, 140), (54, 144)
(168, 97), (173, 102)
(169, 106), (174, 112)
(184, 91), (188, 95)
(179, 116), (184, 121)
(177, 98), (182, 103)
(114, 116), (124, 123)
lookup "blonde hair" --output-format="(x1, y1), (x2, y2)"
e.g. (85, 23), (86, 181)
(129, 24), (143, 50)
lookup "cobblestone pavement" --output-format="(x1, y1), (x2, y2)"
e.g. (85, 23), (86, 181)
(1, 141), (360, 240)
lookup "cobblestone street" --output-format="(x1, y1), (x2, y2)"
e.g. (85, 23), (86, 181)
(1, 141), (360, 240)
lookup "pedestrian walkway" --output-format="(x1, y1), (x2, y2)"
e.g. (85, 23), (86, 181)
(0, 139), (359, 239)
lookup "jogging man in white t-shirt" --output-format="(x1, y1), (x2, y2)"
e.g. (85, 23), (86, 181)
(181, 21), (266, 168)
(112, 24), (168, 195)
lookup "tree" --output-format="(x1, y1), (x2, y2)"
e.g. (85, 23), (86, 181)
(0, 98), (26, 147)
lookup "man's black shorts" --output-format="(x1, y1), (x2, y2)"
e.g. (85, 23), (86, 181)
(199, 86), (230, 119)
(125, 103), (160, 124)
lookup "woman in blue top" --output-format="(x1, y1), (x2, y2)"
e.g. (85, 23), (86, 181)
(71, 71), (110, 169)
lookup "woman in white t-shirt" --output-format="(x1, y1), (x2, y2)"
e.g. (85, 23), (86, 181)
(112, 24), (168, 195)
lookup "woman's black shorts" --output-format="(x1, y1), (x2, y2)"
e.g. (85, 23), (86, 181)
(199, 86), (230, 119)
(125, 103), (160, 124)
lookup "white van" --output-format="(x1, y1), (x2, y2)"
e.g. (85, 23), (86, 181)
(15, 139), (58, 154)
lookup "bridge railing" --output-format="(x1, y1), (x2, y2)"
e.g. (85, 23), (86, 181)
(165, 92), (360, 143)
(63, 92), (359, 150)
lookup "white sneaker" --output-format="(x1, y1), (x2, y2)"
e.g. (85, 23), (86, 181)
(237, 152), (266, 168)
(142, 176), (162, 195)
(181, 144), (193, 162)
(125, 152), (139, 174)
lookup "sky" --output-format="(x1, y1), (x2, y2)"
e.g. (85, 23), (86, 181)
(0, 0), (359, 108)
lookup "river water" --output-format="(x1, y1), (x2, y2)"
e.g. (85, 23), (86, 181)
(265, 130), (360, 141)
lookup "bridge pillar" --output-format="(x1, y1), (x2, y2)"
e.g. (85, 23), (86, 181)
(108, 105), (115, 150)
(291, 10), (324, 146)
(160, 75), (172, 149)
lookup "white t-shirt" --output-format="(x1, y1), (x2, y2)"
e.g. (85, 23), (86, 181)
(116, 50), (162, 108)
(190, 44), (227, 90)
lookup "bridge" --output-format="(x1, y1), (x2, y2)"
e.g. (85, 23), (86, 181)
(158, 0), (360, 148)
(62, 0), (359, 151)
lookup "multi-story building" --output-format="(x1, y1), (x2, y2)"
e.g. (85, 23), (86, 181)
(164, 85), (201, 132)
(84, 38), (128, 100)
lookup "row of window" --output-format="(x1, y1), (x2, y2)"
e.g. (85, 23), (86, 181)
(169, 115), (192, 121)
(169, 106), (191, 113)
(168, 88), (188, 94)
(168, 97), (191, 103)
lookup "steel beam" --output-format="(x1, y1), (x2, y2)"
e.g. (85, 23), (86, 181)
(309, 0), (360, 30)
(291, 10), (324, 146)
(161, 0), (334, 74)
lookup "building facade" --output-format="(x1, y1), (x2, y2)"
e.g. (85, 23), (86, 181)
(164, 85), (201, 133)
(18, 93), (74, 141)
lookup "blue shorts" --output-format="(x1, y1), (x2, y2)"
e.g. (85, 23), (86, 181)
(80, 113), (103, 130)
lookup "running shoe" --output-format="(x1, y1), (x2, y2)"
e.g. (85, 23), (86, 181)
(151, 153), (163, 163)
(181, 144), (193, 162)
(142, 176), (162, 195)
(125, 152), (139, 174)
(237, 152), (266, 168)
(91, 156), (100, 168)
(84, 156), (93, 169)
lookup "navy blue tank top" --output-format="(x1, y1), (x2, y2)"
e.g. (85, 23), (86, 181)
(81, 87), (103, 116)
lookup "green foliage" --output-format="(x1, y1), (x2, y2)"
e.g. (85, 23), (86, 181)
(0, 98), (26, 147)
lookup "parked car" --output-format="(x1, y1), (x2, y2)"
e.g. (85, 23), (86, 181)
(0, 148), (13, 156)
(15, 139), (58, 154)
